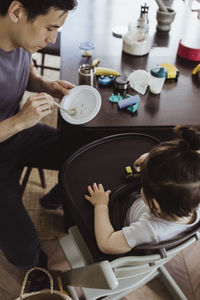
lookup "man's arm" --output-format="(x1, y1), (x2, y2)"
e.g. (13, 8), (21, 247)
(85, 183), (132, 255)
(27, 60), (75, 99)
(0, 57), (75, 143)
(0, 114), (26, 142)
(0, 93), (53, 143)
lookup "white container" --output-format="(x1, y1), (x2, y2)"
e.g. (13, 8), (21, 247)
(149, 66), (167, 94)
(79, 41), (95, 57)
(123, 22), (152, 56)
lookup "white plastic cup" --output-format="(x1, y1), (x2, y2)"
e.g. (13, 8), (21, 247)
(149, 66), (167, 94)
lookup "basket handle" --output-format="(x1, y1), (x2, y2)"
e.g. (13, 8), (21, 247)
(20, 267), (54, 299)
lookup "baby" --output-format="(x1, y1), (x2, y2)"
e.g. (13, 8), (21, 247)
(85, 125), (200, 254)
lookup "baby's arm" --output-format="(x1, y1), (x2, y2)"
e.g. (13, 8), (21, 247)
(85, 183), (132, 254)
(134, 152), (149, 171)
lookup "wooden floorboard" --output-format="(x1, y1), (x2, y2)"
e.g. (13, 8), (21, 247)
(165, 251), (195, 300)
(0, 250), (25, 300)
(182, 239), (200, 300)
(125, 278), (172, 299)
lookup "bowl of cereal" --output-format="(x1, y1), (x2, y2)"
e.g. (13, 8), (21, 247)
(60, 85), (102, 125)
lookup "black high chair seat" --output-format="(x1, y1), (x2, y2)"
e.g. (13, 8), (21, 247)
(61, 133), (160, 261)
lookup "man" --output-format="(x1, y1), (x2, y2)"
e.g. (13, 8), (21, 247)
(0, 0), (77, 291)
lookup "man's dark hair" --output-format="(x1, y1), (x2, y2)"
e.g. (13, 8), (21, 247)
(0, 0), (77, 20)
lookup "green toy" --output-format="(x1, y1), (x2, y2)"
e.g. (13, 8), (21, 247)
(109, 93), (123, 103)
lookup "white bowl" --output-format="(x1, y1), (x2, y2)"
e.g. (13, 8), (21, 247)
(60, 85), (102, 125)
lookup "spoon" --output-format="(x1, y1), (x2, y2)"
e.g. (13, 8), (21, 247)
(52, 100), (76, 116)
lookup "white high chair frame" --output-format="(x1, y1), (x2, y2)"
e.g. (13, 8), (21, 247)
(59, 225), (199, 300)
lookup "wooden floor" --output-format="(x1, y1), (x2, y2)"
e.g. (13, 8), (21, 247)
(1, 55), (200, 300)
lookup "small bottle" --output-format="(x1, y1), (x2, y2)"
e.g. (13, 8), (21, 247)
(149, 66), (167, 94)
(123, 4), (152, 56)
(79, 41), (95, 57)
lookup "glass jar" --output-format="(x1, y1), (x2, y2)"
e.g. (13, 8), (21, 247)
(123, 23), (152, 56)
(123, 4), (152, 56)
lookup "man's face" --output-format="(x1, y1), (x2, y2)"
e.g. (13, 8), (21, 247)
(15, 8), (68, 53)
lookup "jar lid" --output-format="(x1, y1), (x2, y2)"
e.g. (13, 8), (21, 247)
(151, 66), (167, 78)
(79, 41), (95, 50)
(112, 25), (128, 38)
(114, 75), (129, 89)
(114, 75), (129, 85)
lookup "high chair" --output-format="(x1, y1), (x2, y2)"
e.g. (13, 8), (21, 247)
(58, 133), (200, 299)
(59, 223), (200, 300)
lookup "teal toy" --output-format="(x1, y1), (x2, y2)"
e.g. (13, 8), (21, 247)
(109, 93), (123, 103)
(109, 93), (139, 114)
(127, 102), (138, 113)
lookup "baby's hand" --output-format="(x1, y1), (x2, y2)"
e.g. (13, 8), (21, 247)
(85, 183), (111, 207)
(134, 152), (149, 172)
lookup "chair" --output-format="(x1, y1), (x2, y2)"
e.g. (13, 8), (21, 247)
(21, 167), (46, 196)
(34, 31), (61, 75)
(58, 132), (200, 299)
(59, 223), (200, 300)
(60, 132), (160, 253)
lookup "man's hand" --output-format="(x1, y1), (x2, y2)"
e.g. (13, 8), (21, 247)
(41, 79), (75, 99)
(27, 60), (75, 97)
(17, 93), (54, 129)
(85, 183), (111, 207)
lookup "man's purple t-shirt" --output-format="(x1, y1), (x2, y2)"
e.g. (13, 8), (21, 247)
(0, 47), (31, 121)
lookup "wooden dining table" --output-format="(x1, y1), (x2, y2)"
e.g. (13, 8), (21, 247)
(58, 0), (200, 148)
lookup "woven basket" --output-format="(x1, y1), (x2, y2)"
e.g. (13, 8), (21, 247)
(15, 267), (72, 300)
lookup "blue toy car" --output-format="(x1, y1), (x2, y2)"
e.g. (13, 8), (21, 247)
(98, 75), (115, 86)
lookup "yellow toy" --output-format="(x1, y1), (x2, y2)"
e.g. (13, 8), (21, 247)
(192, 64), (200, 75)
(192, 64), (200, 85)
(161, 63), (179, 80)
(125, 166), (133, 179)
(124, 166), (140, 180)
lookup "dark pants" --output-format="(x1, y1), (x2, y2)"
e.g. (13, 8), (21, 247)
(0, 123), (73, 269)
